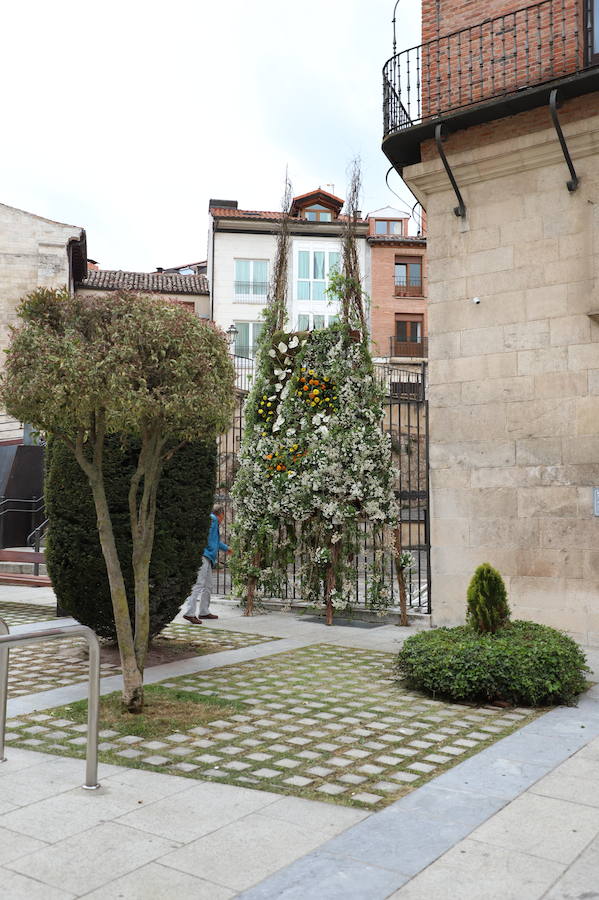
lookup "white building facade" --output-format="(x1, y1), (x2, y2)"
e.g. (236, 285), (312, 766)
(207, 190), (370, 358)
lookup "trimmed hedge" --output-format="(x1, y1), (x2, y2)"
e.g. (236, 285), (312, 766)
(45, 435), (217, 641)
(397, 621), (588, 706)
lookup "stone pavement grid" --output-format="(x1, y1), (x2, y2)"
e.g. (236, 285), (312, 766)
(6, 643), (538, 811)
(0, 600), (278, 699)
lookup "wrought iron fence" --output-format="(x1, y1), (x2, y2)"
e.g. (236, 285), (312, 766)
(383, 0), (585, 136)
(214, 362), (430, 614)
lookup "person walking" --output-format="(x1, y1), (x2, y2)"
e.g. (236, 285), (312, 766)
(182, 505), (230, 623)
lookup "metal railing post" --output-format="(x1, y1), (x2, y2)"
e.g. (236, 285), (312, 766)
(0, 624), (101, 789)
(0, 617), (8, 762)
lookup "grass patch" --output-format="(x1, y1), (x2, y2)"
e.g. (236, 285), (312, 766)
(56, 685), (245, 739)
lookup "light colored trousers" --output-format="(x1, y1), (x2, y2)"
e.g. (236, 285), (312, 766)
(183, 557), (212, 617)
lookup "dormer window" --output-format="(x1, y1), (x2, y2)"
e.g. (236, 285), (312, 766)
(304, 204), (333, 222)
(375, 219), (404, 235)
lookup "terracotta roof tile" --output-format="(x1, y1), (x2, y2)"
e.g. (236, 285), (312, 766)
(211, 207), (368, 225)
(78, 270), (209, 295)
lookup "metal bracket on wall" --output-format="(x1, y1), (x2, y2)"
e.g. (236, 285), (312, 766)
(434, 123), (466, 218)
(549, 89), (580, 192)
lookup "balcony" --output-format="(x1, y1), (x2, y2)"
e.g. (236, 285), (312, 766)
(383, 0), (599, 169)
(389, 337), (428, 359)
(395, 274), (423, 297)
(234, 281), (269, 303)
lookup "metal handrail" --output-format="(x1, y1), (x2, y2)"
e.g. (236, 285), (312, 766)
(0, 623), (101, 789)
(26, 518), (48, 549)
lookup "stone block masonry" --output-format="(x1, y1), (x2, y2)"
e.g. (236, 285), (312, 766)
(404, 102), (599, 643)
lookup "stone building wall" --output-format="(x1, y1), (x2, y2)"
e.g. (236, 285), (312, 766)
(0, 203), (83, 441)
(403, 104), (599, 644)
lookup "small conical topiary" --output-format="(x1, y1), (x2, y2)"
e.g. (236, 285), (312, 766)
(467, 563), (510, 634)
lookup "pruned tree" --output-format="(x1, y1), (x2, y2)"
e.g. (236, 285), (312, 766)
(1, 288), (235, 711)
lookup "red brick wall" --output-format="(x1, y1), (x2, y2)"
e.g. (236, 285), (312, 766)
(370, 243), (428, 358)
(420, 0), (582, 119)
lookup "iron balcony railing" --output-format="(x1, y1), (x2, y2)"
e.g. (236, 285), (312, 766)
(234, 281), (269, 301)
(383, 0), (590, 137)
(394, 274), (424, 297)
(389, 337), (428, 359)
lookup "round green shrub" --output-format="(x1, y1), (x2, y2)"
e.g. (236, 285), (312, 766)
(467, 562), (510, 634)
(45, 435), (217, 641)
(396, 621), (588, 706)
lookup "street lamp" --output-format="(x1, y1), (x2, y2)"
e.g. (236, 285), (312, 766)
(392, 0), (401, 57)
(225, 323), (238, 352)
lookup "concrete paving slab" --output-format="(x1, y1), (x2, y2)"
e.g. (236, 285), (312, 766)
(159, 808), (350, 892)
(543, 834), (599, 899)
(114, 780), (279, 843)
(237, 850), (408, 900)
(82, 861), (236, 900)
(0, 866), (75, 899)
(471, 792), (599, 864)
(388, 839), (567, 900)
(6, 821), (180, 895)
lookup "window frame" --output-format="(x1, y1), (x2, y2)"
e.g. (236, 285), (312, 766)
(233, 320), (264, 358)
(374, 219), (405, 236)
(295, 247), (341, 302)
(394, 255), (423, 296)
(234, 258), (269, 300)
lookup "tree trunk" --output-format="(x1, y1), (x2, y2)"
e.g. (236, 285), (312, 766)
(244, 551), (262, 616)
(88, 472), (145, 711)
(129, 433), (164, 676)
(394, 527), (409, 627)
(324, 543), (340, 626)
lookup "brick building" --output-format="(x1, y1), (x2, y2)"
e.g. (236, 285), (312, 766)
(368, 206), (427, 362)
(383, 0), (599, 641)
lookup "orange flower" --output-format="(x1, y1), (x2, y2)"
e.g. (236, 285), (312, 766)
(303, 385), (309, 392)
(265, 453), (273, 460)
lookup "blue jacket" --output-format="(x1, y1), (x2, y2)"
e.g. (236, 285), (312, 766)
(203, 514), (229, 565)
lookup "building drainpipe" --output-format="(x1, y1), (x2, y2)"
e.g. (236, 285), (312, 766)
(210, 219), (217, 322)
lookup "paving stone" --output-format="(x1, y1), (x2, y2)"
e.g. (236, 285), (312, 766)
(191, 739), (215, 749)
(307, 766), (334, 777)
(283, 775), (314, 787)
(317, 783), (347, 795)
(224, 760), (251, 771)
(219, 746), (243, 756)
(315, 743), (340, 752)
(352, 792), (384, 804)
(439, 745), (467, 756)
(68, 737), (88, 746)
(339, 773), (368, 785)
(357, 763), (385, 775)
(287, 736), (312, 746)
(98, 741), (117, 751)
(213, 731), (237, 740)
(117, 748), (143, 759)
(467, 731), (490, 740)
(425, 753), (452, 764)
(372, 781), (400, 792)
(327, 757), (353, 768)
(168, 747), (195, 757)
(410, 740), (434, 749)
(363, 741), (386, 750)
(296, 750), (320, 760)
(141, 741), (169, 751)
(21, 738), (44, 746)
(188, 726), (210, 736)
(247, 752), (272, 762)
(195, 754), (221, 764)
(274, 758), (301, 769)
(454, 738), (478, 748)
(345, 749), (371, 760)
(391, 770), (421, 783)
(393, 747), (419, 758)
(118, 735), (144, 745)
(252, 768), (281, 778)
(407, 761), (437, 773)
(142, 755), (171, 765)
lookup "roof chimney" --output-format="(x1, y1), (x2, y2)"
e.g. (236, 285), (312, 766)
(209, 199), (238, 209)
(156, 267), (164, 273)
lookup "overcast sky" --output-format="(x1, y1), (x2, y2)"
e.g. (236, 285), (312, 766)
(2, 0), (422, 271)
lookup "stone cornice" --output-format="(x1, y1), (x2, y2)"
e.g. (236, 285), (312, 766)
(403, 113), (599, 200)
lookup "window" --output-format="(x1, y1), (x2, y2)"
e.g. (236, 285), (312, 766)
(234, 321), (264, 358)
(394, 257), (422, 296)
(303, 204), (333, 222)
(297, 250), (340, 300)
(375, 220), (404, 236)
(393, 314), (426, 357)
(296, 314), (335, 331)
(591, 0), (599, 62)
(234, 259), (269, 299)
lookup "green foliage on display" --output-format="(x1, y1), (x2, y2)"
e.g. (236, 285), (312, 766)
(466, 562), (511, 634)
(396, 621), (588, 706)
(45, 435), (217, 641)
